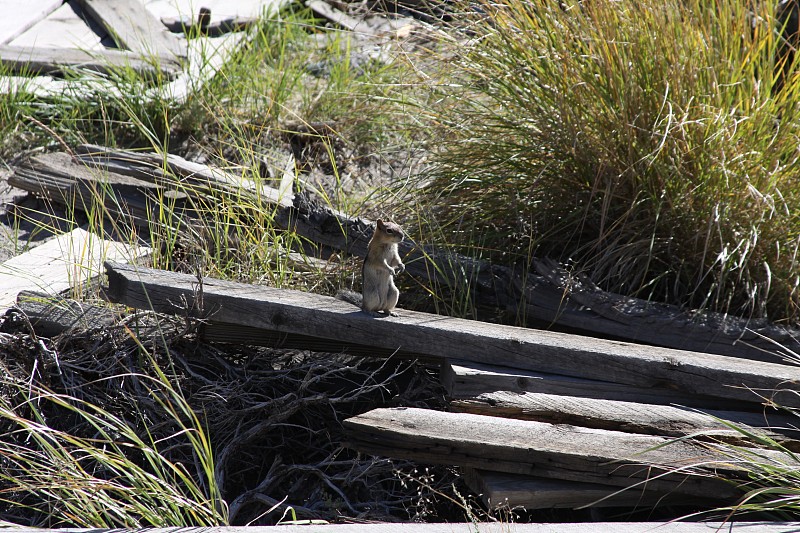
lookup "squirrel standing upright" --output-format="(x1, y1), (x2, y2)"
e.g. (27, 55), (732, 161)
(338, 219), (406, 316)
(362, 219), (405, 316)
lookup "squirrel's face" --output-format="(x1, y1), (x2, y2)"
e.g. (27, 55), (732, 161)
(377, 220), (405, 243)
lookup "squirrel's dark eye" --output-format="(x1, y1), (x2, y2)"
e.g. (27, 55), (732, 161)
(386, 229), (394, 234)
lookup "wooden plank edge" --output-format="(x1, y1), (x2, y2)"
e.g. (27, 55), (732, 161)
(0, 45), (180, 80)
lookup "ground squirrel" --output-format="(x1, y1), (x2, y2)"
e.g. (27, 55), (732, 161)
(338, 219), (405, 316)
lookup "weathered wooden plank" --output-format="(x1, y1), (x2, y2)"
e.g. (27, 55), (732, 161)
(75, 0), (186, 60)
(103, 261), (800, 407)
(449, 390), (799, 445)
(8, 2), (106, 50)
(462, 469), (698, 510)
(524, 258), (800, 365)
(75, 144), (293, 207)
(9, 152), (189, 227)
(440, 360), (769, 410)
(0, 0), (62, 46)
(14, 291), (118, 337)
(0, 45), (179, 79)
(343, 408), (759, 499)
(0, 228), (150, 310)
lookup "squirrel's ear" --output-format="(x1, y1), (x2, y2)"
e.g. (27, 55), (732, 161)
(376, 219), (385, 228)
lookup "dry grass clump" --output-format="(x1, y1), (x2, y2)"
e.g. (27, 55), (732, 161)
(418, 0), (800, 324)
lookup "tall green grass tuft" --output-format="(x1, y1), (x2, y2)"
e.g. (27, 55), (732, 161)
(418, 0), (800, 323)
(0, 353), (227, 528)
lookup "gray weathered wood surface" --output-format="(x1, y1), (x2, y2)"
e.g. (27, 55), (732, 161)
(342, 407), (761, 500)
(440, 359), (744, 408)
(0, 0), (63, 46)
(0, 228), (150, 310)
(14, 290), (118, 337)
(462, 469), (697, 510)
(0, 45), (179, 79)
(449, 390), (798, 443)
(103, 261), (800, 407)
(75, 144), (293, 207)
(75, 0), (185, 60)
(8, 1), (107, 50)
(9, 152), (188, 226)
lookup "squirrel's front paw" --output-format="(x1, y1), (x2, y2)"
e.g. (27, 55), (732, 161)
(395, 263), (405, 275)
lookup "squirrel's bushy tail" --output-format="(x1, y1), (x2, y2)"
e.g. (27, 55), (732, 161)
(335, 289), (363, 307)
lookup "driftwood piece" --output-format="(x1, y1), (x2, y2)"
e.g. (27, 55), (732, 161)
(0, 45), (179, 79)
(449, 390), (799, 445)
(75, 144), (293, 207)
(103, 261), (800, 407)
(462, 469), (698, 510)
(343, 407), (759, 500)
(75, 0), (186, 61)
(9, 152), (188, 226)
(526, 258), (800, 364)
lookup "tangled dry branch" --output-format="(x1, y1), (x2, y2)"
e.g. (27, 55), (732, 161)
(0, 305), (461, 526)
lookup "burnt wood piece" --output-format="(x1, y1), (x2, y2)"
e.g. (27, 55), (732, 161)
(75, 0), (186, 61)
(342, 407), (767, 500)
(103, 261), (800, 407)
(0, 45), (179, 79)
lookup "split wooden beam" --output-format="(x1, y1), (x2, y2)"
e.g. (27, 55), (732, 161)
(75, 0), (186, 62)
(342, 407), (760, 500)
(449, 389), (799, 446)
(103, 261), (800, 408)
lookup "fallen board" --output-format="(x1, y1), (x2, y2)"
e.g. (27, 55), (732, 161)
(0, 45), (180, 79)
(449, 390), (799, 445)
(103, 261), (800, 407)
(462, 469), (699, 510)
(440, 359), (747, 408)
(0, 228), (150, 310)
(14, 290), (118, 337)
(9, 152), (189, 227)
(342, 407), (764, 500)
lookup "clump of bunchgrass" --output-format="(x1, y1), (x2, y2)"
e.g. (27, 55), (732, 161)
(0, 354), (226, 528)
(417, 0), (800, 324)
